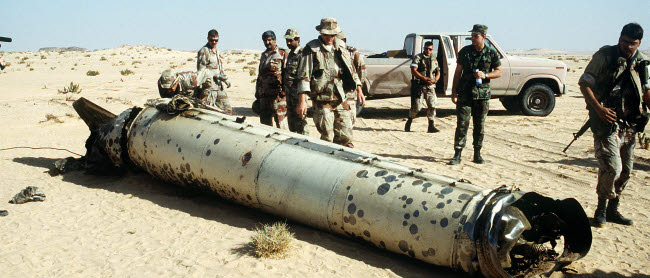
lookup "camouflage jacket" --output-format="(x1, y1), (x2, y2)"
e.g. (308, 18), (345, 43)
(347, 45), (367, 88)
(457, 45), (501, 101)
(411, 52), (440, 89)
(296, 37), (361, 102)
(197, 44), (223, 74)
(283, 46), (302, 94)
(159, 69), (213, 98)
(579, 45), (650, 133)
(256, 46), (286, 98)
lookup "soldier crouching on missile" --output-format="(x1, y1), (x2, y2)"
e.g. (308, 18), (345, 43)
(256, 31), (289, 129)
(157, 69), (231, 110)
(406, 41), (441, 133)
(295, 17), (365, 148)
(579, 22), (650, 227)
(197, 29), (233, 114)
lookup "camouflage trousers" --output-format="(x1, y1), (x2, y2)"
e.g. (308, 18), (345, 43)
(453, 99), (489, 149)
(259, 95), (288, 130)
(593, 123), (636, 199)
(312, 98), (355, 147)
(200, 88), (233, 114)
(409, 87), (437, 120)
(286, 92), (309, 135)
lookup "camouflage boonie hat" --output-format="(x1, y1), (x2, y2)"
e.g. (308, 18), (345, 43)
(158, 69), (176, 89)
(284, 29), (300, 39)
(469, 24), (488, 35)
(315, 17), (341, 35)
(336, 31), (346, 40)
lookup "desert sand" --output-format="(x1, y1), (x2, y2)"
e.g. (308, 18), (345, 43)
(0, 46), (648, 277)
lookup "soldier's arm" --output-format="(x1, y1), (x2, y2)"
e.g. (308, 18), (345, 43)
(579, 52), (616, 123)
(451, 64), (463, 104)
(197, 49), (207, 71)
(295, 49), (313, 115)
(434, 67), (441, 83)
(486, 66), (502, 79)
(357, 54), (367, 83)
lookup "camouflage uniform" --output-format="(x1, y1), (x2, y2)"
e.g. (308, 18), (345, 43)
(283, 29), (309, 135)
(410, 52), (440, 120)
(297, 36), (361, 147)
(453, 45), (501, 149)
(346, 45), (366, 122)
(579, 45), (650, 199)
(197, 44), (232, 114)
(256, 45), (288, 129)
(158, 69), (212, 98)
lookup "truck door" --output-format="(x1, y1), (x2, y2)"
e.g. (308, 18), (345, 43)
(439, 36), (456, 95)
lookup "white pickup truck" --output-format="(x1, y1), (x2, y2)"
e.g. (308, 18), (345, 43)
(362, 33), (568, 116)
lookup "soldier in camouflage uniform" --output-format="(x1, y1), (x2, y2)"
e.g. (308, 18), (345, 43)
(406, 41), (441, 133)
(197, 29), (233, 114)
(157, 68), (231, 99)
(283, 29), (309, 134)
(579, 23), (650, 227)
(256, 30), (288, 129)
(337, 31), (367, 123)
(449, 24), (502, 165)
(296, 18), (365, 148)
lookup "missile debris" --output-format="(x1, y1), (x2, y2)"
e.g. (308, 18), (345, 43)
(73, 97), (592, 277)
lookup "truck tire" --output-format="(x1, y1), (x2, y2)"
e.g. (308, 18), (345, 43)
(519, 84), (555, 117)
(500, 96), (521, 113)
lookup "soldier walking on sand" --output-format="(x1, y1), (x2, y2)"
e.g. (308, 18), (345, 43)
(579, 23), (650, 227)
(283, 29), (309, 134)
(256, 31), (288, 129)
(449, 24), (502, 165)
(405, 41), (441, 133)
(197, 29), (233, 114)
(295, 18), (365, 148)
(337, 31), (367, 123)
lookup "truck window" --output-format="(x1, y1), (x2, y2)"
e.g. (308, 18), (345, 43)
(463, 37), (503, 59)
(404, 36), (415, 57)
(443, 37), (454, 58)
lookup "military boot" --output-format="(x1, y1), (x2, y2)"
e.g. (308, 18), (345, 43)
(404, 118), (413, 132)
(449, 148), (462, 165)
(606, 197), (633, 226)
(427, 120), (440, 133)
(593, 198), (607, 227)
(473, 147), (484, 164)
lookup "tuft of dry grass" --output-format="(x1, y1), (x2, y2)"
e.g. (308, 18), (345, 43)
(120, 69), (134, 76)
(40, 114), (64, 123)
(250, 222), (294, 259)
(86, 70), (100, 76)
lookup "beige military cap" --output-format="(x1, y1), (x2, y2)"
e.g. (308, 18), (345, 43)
(315, 17), (341, 35)
(284, 29), (300, 39)
(158, 69), (175, 89)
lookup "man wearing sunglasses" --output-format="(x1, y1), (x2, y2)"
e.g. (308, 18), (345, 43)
(256, 30), (289, 129)
(283, 29), (309, 135)
(197, 29), (232, 114)
(406, 41), (440, 133)
(579, 23), (650, 227)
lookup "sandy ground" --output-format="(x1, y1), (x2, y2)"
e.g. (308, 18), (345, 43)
(0, 46), (648, 277)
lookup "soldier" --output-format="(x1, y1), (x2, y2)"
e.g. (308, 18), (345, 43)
(337, 31), (367, 123)
(157, 68), (231, 99)
(283, 29), (309, 134)
(449, 24), (502, 165)
(579, 23), (650, 227)
(197, 29), (233, 114)
(296, 17), (365, 148)
(405, 41), (441, 133)
(256, 31), (288, 129)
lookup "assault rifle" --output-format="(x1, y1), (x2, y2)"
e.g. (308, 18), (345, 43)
(563, 120), (590, 153)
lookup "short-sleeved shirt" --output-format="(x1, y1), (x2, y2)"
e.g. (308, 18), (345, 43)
(457, 45), (501, 100)
(197, 44), (223, 74)
(411, 53), (440, 89)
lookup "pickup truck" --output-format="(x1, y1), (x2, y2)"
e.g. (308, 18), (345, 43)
(362, 33), (568, 116)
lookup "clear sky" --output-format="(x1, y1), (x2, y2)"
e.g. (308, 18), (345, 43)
(2, 0), (649, 53)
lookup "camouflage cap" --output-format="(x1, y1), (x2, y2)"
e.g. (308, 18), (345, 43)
(284, 28), (300, 39)
(336, 31), (346, 40)
(315, 17), (341, 35)
(158, 69), (175, 89)
(469, 24), (488, 35)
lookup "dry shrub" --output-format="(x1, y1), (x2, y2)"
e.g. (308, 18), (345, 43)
(250, 222), (294, 259)
(120, 69), (134, 76)
(86, 70), (100, 76)
(235, 58), (246, 63)
(247, 61), (257, 65)
(100, 56), (107, 61)
(249, 68), (256, 76)
(40, 114), (64, 123)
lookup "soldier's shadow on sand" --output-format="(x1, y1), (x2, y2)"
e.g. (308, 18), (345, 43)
(13, 156), (466, 278)
(359, 107), (519, 120)
(530, 157), (650, 172)
(564, 270), (650, 278)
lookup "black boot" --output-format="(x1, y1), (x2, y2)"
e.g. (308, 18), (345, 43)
(606, 197), (633, 226)
(427, 120), (440, 133)
(449, 148), (462, 165)
(593, 198), (607, 227)
(473, 147), (484, 164)
(405, 118), (413, 132)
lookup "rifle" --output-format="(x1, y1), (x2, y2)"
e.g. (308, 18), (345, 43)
(563, 120), (591, 153)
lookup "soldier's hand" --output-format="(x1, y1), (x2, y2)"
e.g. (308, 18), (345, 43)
(356, 86), (365, 107)
(296, 99), (307, 117)
(597, 106), (617, 124)
(224, 80), (231, 88)
(426, 78), (435, 85)
(473, 71), (484, 79)
(451, 91), (458, 104)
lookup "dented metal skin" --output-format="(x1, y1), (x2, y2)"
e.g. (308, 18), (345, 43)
(88, 100), (591, 277)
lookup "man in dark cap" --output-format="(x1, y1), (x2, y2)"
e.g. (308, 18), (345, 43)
(449, 24), (502, 165)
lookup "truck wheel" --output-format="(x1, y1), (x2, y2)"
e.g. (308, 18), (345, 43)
(519, 84), (555, 116)
(500, 96), (521, 113)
